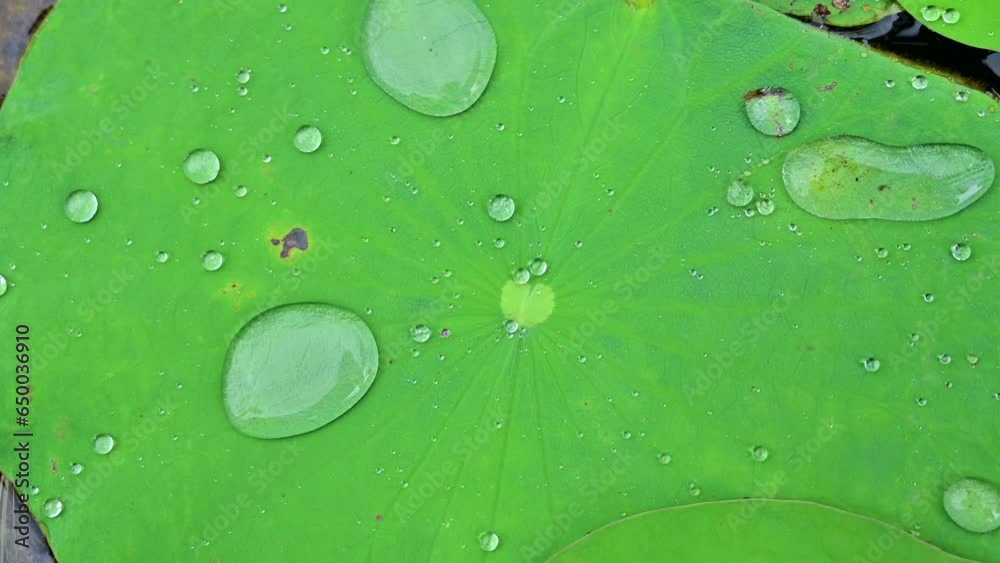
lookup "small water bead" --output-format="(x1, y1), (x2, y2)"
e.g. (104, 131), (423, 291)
(689, 483), (702, 497)
(69, 463), (83, 475)
(755, 199), (775, 216)
(410, 324), (432, 343)
(0, 274), (8, 297)
(950, 243), (972, 261)
(93, 434), (115, 455)
(923, 293), (935, 303)
(202, 251), (225, 272)
(155, 251), (170, 263)
(875, 247), (889, 259)
(744, 87), (800, 137)
(503, 320), (519, 334)
(726, 179), (754, 207)
(967, 354), (980, 366)
(916, 397), (928, 407)
(751, 445), (769, 462)
(863, 358), (881, 372)
(279, 3), (287, 13)
(943, 478), (1000, 533)
(487, 194), (515, 222)
(938, 354), (952, 365)
(237, 69), (251, 84)
(293, 125), (323, 153)
(911, 75), (928, 90)
(941, 8), (960, 24)
(43, 499), (64, 519)
(513, 269), (531, 284)
(955, 91), (969, 103)
(479, 531), (500, 552)
(528, 258), (548, 276)
(494, 238), (506, 248)
(389, 136), (401, 145)
(235, 185), (248, 198)
(921, 5), (942, 21)
(182, 149), (221, 184)
(65, 190), (100, 223)
(622, 430), (632, 439)
(578, 356), (587, 363)
(885, 79), (896, 88)
(658, 453), (672, 465)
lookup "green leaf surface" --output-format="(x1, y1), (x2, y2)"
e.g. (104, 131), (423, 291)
(0, 0), (998, 562)
(757, 0), (902, 26)
(548, 499), (975, 562)
(897, 0), (1000, 51)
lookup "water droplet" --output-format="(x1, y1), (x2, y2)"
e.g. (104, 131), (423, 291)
(293, 125), (323, 153)
(278, 3), (287, 13)
(967, 354), (980, 366)
(65, 190), (99, 223)
(916, 397), (928, 406)
(93, 434), (115, 455)
(155, 251), (170, 263)
(528, 258), (548, 276)
(863, 357), (881, 372)
(885, 79), (896, 88)
(237, 69), (251, 84)
(755, 198), (775, 216)
(494, 238), (506, 248)
(43, 499), (63, 518)
(235, 185), (248, 198)
(222, 304), (379, 439)
(622, 430), (632, 439)
(578, 356), (588, 364)
(658, 453), (672, 465)
(478, 531), (500, 552)
(923, 293), (935, 303)
(182, 149), (221, 185)
(955, 91), (969, 103)
(744, 87), (800, 137)
(727, 179), (754, 207)
(689, 483), (702, 497)
(941, 8), (960, 24)
(487, 194), (515, 222)
(202, 251), (225, 272)
(938, 353), (952, 365)
(503, 319), (519, 334)
(950, 243), (972, 261)
(361, 0), (497, 116)
(513, 268), (531, 285)
(943, 478), (1000, 533)
(411, 324), (431, 343)
(69, 463), (83, 475)
(875, 247), (889, 259)
(921, 5), (942, 21)
(751, 445), (769, 462)
(782, 136), (994, 221)
(911, 75), (928, 90)
(0, 274), (7, 297)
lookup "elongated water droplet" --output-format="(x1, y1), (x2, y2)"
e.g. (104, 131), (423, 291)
(782, 136), (994, 221)
(202, 251), (225, 272)
(487, 194), (515, 222)
(950, 243), (972, 261)
(293, 125), (323, 153)
(943, 478), (1000, 533)
(65, 190), (99, 223)
(411, 324), (431, 343)
(43, 498), (63, 518)
(479, 531), (500, 552)
(183, 149), (221, 185)
(222, 303), (379, 439)
(361, 0), (497, 116)
(744, 87), (800, 137)
(727, 179), (754, 207)
(93, 434), (115, 455)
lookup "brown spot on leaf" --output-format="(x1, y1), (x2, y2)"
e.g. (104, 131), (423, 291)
(812, 4), (831, 19)
(832, 0), (851, 10)
(273, 228), (309, 259)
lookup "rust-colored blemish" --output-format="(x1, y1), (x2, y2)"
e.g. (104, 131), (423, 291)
(272, 227), (309, 259)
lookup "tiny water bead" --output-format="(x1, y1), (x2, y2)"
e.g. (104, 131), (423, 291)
(943, 478), (1000, 533)
(885, 79), (896, 88)
(235, 185), (248, 197)
(93, 434), (115, 455)
(755, 198), (775, 216)
(782, 136), (994, 221)
(69, 462), (83, 475)
(487, 194), (515, 222)
(938, 353), (952, 365)
(222, 303), (379, 439)
(43, 498), (64, 519)
(503, 319), (519, 334)
(182, 149), (221, 185)
(237, 69), (251, 84)
(726, 179), (754, 207)
(293, 125), (323, 153)
(513, 268), (531, 285)
(875, 247), (889, 259)
(863, 358), (881, 372)
(202, 251), (225, 272)
(65, 190), (99, 223)
(923, 293), (935, 303)
(955, 91), (969, 103)
(911, 75), (928, 90)
(950, 243), (972, 261)
(479, 531), (500, 552)
(410, 324), (431, 343)
(744, 87), (800, 137)
(941, 8), (960, 24)
(751, 445), (769, 462)
(658, 453), (672, 465)
(155, 251), (170, 264)
(361, 0), (497, 116)
(528, 258), (549, 277)
(921, 5), (942, 21)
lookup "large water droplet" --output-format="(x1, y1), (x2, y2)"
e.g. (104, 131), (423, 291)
(202, 251), (225, 272)
(222, 303), (379, 439)
(528, 258), (549, 276)
(43, 498), (63, 518)
(911, 75), (929, 90)
(750, 445), (769, 462)
(69, 462), (83, 475)
(921, 5), (942, 21)
(941, 8), (960, 24)
(744, 87), (800, 137)
(943, 478), (1000, 533)
(65, 190), (99, 223)
(361, 0), (497, 116)
(410, 324), (431, 343)
(0, 273), (7, 297)
(782, 136), (994, 221)
(479, 531), (500, 552)
(183, 149), (221, 185)
(93, 434), (115, 455)
(513, 268), (531, 285)
(293, 125), (323, 153)
(863, 357), (881, 372)
(727, 179), (754, 207)
(487, 194), (515, 222)
(950, 242), (972, 261)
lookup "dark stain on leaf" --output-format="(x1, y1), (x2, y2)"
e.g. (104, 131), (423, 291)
(271, 227), (309, 259)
